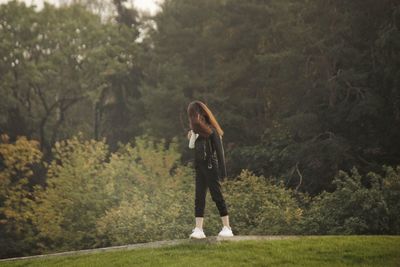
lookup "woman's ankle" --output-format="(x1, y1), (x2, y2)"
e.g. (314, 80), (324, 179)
(221, 215), (230, 228)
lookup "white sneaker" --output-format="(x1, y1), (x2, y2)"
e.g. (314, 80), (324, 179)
(218, 226), (234, 237)
(189, 227), (206, 239)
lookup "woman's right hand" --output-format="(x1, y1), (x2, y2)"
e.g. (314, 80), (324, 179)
(187, 130), (192, 140)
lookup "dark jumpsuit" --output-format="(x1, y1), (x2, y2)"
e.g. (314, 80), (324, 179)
(193, 127), (228, 217)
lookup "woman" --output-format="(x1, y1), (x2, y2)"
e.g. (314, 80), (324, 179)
(186, 100), (234, 239)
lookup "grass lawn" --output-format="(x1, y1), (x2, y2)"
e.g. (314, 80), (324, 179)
(0, 236), (399, 267)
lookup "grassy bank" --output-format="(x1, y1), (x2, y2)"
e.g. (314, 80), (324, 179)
(1, 236), (399, 267)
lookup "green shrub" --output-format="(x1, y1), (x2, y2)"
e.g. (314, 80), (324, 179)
(10, 132), (399, 255)
(32, 135), (111, 252)
(95, 136), (195, 245)
(381, 165), (400, 234)
(223, 170), (303, 235)
(0, 135), (43, 257)
(301, 167), (390, 234)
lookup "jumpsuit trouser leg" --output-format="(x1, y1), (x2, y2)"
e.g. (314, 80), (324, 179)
(194, 159), (228, 217)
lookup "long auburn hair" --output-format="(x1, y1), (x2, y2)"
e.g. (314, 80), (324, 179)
(187, 100), (224, 137)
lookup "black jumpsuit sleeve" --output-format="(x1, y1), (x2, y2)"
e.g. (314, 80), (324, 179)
(211, 128), (227, 180)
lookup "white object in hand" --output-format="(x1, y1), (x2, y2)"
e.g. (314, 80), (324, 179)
(189, 130), (199, 149)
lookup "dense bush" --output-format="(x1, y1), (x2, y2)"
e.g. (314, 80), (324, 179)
(0, 135), (43, 258)
(1, 134), (400, 259)
(224, 170), (303, 235)
(95, 136), (195, 245)
(32, 135), (111, 252)
(95, 142), (305, 244)
(300, 166), (400, 235)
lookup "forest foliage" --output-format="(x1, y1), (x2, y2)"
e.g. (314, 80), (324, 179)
(0, 0), (400, 259)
